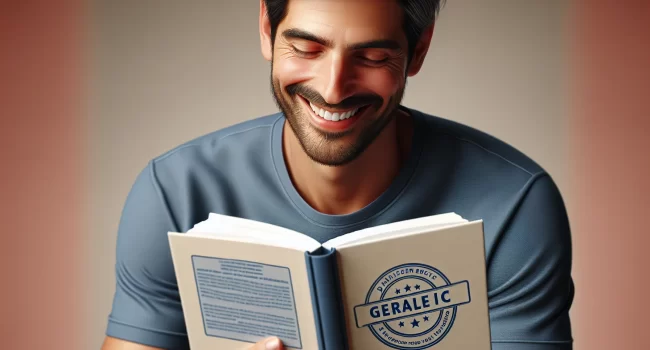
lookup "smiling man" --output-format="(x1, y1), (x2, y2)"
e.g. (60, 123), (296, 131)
(101, 1), (574, 349)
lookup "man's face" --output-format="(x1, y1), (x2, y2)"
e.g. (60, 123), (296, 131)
(266, 0), (411, 166)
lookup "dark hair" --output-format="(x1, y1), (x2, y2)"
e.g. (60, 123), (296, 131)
(263, 0), (445, 62)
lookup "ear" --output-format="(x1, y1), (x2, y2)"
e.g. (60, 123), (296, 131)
(406, 24), (435, 77)
(259, 0), (273, 61)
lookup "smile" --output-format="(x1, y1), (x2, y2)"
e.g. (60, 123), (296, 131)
(308, 101), (360, 121)
(297, 95), (369, 132)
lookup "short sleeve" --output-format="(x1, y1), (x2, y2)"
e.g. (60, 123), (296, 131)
(488, 174), (575, 349)
(105, 161), (190, 349)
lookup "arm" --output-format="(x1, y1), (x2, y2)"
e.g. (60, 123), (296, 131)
(103, 162), (190, 349)
(489, 173), (574, 349)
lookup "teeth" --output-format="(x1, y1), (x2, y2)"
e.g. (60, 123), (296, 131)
(309, 101), (360, 121)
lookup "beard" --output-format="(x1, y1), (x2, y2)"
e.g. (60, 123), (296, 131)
(270, 68), (406, 167)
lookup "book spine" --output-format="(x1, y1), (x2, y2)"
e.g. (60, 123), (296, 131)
(305, 249), (348, 350)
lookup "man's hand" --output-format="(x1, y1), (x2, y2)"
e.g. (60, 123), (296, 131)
(249, 336), (284, 350)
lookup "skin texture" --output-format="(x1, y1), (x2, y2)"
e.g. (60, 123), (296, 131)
(101, 0), (434, 349)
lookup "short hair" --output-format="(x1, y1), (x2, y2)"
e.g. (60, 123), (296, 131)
(263, 0), (445, 63)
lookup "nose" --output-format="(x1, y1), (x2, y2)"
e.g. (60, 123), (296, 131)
(320, 53), (355, 105)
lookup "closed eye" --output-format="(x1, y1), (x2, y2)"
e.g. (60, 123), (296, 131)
(290, 45), (390, 65)
(291, 45), (320, 58)
(363, 56), (389, 63)
(359, 54), (390, 66)
(357, 49), (391, 65)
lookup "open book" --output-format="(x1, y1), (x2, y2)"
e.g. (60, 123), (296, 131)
(168, 213), (492, 350)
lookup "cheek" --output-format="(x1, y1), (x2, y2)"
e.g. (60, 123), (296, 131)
(361, 69), (404, 100)
(273, 57), (314, 88)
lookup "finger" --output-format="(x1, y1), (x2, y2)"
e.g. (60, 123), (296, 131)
(249, 336), (284, 350)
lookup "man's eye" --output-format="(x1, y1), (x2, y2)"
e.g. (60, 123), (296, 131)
(366, 57), (388, 63)
(362, 55), (389, 64)
(291, 46), (319, 57)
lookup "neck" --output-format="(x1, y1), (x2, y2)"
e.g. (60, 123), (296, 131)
(283, 108), (413, 215)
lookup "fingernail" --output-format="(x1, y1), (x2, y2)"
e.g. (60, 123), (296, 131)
(265, 337), (281, 350)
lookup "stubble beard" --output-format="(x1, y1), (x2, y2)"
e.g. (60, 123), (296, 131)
(270, 71), (406, 167)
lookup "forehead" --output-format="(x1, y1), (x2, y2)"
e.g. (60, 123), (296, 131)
(282, 0), (405, 42)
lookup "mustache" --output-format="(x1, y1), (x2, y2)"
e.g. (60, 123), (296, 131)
(286, 83), (382, 110)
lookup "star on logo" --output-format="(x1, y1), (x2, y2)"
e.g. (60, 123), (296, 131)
(395, 289), (401, 294)
(415, 284), (421, 290)
(411, 318), (420, 328)
(423, 315), (429, 322)
(404, 284), (411, 292)
(399, 321), (405, 327)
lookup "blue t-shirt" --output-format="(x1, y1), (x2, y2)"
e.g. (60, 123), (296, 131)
(106, 108), (574, 349)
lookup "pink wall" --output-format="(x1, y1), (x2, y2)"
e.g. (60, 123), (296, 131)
(0, 1), (84, 349)
(570, 1), (650, 349)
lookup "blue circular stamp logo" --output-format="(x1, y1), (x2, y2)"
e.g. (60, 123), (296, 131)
(353, 263), (471, 349)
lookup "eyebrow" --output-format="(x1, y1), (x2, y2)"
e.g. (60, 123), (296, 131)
(281, 28), (401, 51)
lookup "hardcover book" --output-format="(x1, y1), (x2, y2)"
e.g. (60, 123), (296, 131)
(168, 212), (492, 349)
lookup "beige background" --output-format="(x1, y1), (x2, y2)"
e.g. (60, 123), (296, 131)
(87, 1), (570, 349)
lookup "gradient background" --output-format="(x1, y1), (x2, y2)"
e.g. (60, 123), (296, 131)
(1, 0), (648, 349)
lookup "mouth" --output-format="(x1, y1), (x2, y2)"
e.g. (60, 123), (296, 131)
(297, 95), (371, 132)
(308, 100), (362, 121)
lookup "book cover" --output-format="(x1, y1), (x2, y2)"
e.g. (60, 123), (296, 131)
(168, 214), (491, 350)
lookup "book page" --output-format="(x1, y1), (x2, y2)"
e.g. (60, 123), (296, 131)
(334, 221), (491, 350)
(168, 233), (319, 350)
(188, 213), (322, 253)
(322, 212), (466, 250)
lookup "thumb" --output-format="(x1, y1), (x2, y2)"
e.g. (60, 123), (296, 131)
(251, 336), (285, 350)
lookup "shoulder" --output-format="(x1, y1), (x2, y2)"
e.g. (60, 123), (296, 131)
(151, 113), (283, 171)
(138, 112), (285, 231)
(409, 108), (568, 234)
(412, 108), (545, 177)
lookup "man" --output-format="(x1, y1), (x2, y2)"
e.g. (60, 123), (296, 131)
(102, 0), (574, 349)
